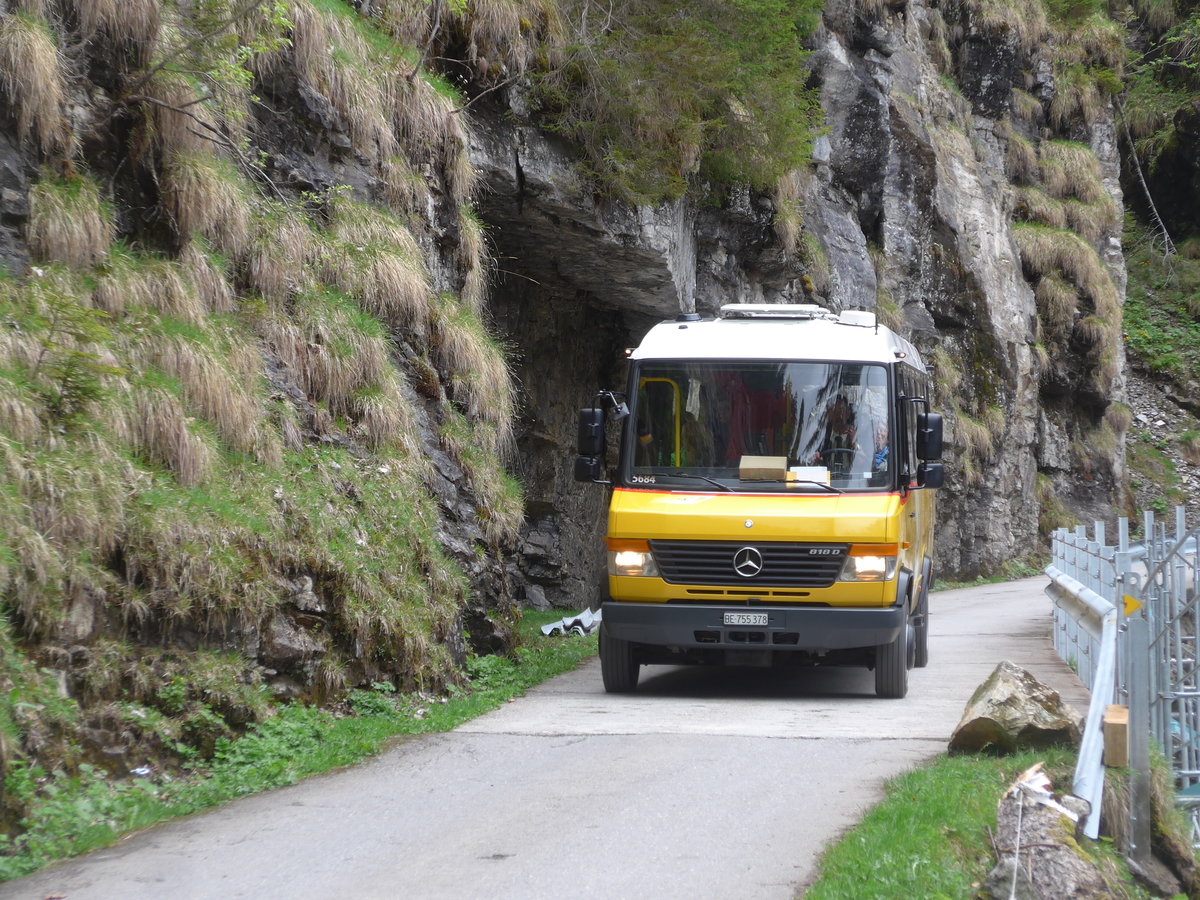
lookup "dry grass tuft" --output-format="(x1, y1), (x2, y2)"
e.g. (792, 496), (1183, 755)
(388, 77), (477, 203)
(954, 412), (996, 486)
(1067, 16), (1125, 70)
(965, 0), (1048, 51)
(1075, 313), (1115, 348)
(1014, 186), (1066, 229)
(0, 13), (70, 157)
(1035, 273), (1079, 337)
(323, 196), (433, 333)
(287, 0), (400, 163)
(0, 384), (45, 446)
(1011, 89), (1043, 124)
(28, 175), (113, 269)
(123, 384), (216, 486)
(1102, 401), (1132, 435)
(266, 288), (391, 420)
(328, 194), (421, 254)
(75, 0), (161, 65)
(162, 151), (251, 258)
(458, 0), (564, 80)
(18, 448), (128, 560)
(247, 204), (320, 305)
(1003, 127), (1039, 184)
(929, 345), (962, 402)
(445, 141), (478, 206)
(1013, 224), (1119, 317)
(1050, 64), (1105, 127)
(94, 247), (204, 322)
(438, 409), (524, 545)
(137, 330), (269, 457)
(773, 171), (805, 257)
(1063, 197), (1120, 245)
(180, 239), (235, 313)
(457, 205), (492, 315)
(433, 297), (515, 456)
(1136, 0), (1177, 32)
(1039, 141), (1105, 204)
(352, 373), (420, 454)
(1179, 237), (1200, 260)
(144, 70), (221, 159)
(380, 155), (432, 215)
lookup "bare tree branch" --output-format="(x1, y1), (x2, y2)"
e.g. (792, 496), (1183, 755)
(1118, 98), (1177, 269)
(406, 0), (444, 83)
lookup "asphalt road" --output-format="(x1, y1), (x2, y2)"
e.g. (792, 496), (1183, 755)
(1, 577), (1088, 900)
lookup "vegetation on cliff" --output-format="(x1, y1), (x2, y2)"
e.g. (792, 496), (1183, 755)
(0, 0), (832, 867)
(531, 0), (823, 204)
(0, 0), (532, 848)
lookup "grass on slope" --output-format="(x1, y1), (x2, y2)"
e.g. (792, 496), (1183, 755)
(0, 610), (597, 882)
(803, 747), (1157, 900)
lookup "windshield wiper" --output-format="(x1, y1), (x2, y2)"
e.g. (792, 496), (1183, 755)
(666, 472), (738, 492)
(741, 478), (843, 494)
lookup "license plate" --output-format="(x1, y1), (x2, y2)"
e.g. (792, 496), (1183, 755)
(724, 612), (768, 626)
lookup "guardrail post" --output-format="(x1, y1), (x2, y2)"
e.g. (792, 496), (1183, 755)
(1128, 615), (1151, 864)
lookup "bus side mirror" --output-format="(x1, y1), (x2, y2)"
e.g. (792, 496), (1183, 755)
(577, 408), (605, 456)
(916, 412), (943, 461)
(575, 408), (606, 483)
(574, 456), (603, 482)
(917, 461), (944, 489)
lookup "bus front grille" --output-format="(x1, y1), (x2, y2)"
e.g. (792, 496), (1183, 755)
(649, 540), (847, 588)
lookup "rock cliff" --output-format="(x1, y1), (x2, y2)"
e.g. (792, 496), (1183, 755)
(481, 0), (1128, 592)
(0, 0), (1129, 786)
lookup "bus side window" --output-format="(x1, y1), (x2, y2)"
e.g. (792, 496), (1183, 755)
(637, 378), (681, 467)
(898, 369), (919, 485)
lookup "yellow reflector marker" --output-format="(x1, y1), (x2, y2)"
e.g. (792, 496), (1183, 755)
(1124, 594), (1142, 616)
(607, 538), (651, 552)
(848, 543), (899, 557)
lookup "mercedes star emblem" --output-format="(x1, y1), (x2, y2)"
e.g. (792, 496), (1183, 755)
(732, 546), (764, 578)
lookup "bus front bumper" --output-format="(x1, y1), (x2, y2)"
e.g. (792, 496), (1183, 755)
(601, 599), (906, 652)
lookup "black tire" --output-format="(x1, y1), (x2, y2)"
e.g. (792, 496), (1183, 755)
(875, 620), (909, 699)
(913, 590), (930, 669)
(600, 624), (639, 693)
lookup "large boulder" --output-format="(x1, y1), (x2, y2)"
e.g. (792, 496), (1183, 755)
(949, 661), (1081, 753)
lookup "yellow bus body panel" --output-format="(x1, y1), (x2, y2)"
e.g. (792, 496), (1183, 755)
(607, 487), (930, 609)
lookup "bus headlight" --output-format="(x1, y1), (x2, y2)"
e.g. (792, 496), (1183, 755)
(607, 539), (660, 577)
(839, 547), (899, 582)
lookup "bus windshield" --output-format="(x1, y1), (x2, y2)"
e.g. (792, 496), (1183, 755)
(624, 361), (893, 492)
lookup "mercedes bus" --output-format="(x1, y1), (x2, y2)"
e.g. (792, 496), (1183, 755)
(574, 304), (944, 698)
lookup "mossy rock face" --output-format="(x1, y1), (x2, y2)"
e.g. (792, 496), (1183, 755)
(950, 660), (1082, 754)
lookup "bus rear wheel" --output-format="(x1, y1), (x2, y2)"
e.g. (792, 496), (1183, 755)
(913, 590), (930, 669)
(600, 624), (640, 693)
(874, 621), (910, 699)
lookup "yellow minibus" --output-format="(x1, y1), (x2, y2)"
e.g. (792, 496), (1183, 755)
(575, 304), (944, 698)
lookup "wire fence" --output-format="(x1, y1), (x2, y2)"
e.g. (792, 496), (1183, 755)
(1047, 508), (1200, 854)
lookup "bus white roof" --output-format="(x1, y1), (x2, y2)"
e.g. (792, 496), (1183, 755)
(631, 305), (925, 368)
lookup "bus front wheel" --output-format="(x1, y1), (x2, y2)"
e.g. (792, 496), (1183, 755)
(600, 624), (640, 693)
(874, 620), (910, 699)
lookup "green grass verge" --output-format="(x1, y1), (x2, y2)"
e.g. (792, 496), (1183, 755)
(803, 747), (1154, 899)
(0, 610), (597, 882)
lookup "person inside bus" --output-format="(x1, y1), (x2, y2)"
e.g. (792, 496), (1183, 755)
(812, 395), (862, 474)
(868, 419), (890, 486)
(871, 420), (889, 470)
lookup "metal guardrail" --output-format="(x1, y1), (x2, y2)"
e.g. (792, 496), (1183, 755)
(1047, 508), (1200, 855)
